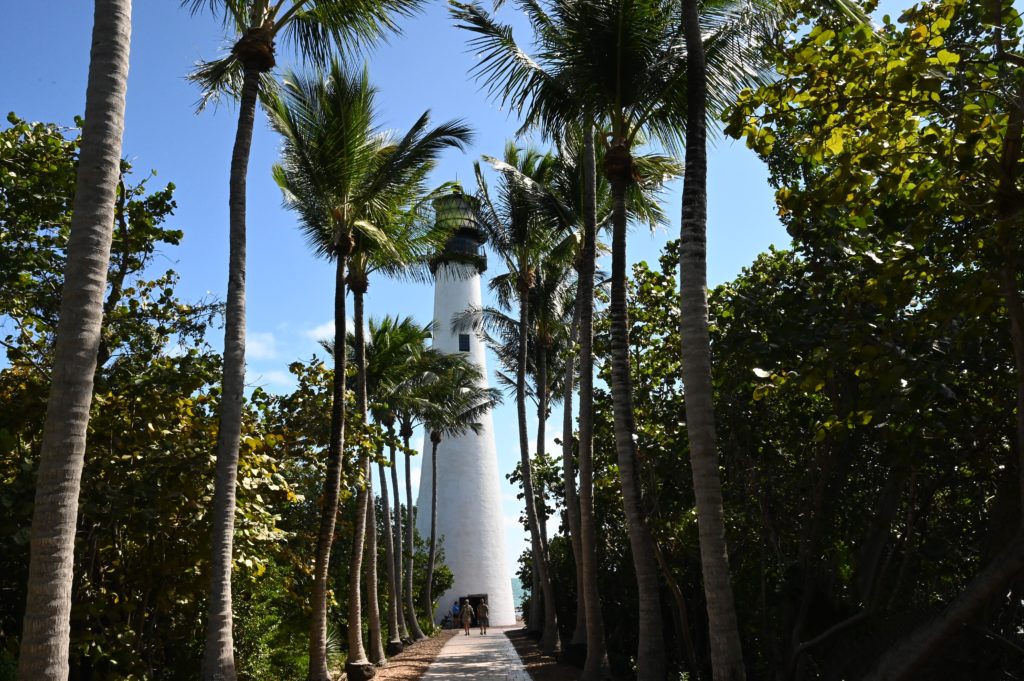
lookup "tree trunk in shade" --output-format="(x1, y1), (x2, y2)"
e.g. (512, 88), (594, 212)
(578, 123), (611, 681)
(561, 297), (586, 650)
(606, 140), (665, 680)
(679, 1), (746, 678)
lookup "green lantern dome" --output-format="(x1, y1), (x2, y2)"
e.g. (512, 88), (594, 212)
(429, 186), (487, 274)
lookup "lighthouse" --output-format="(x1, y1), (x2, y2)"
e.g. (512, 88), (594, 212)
(415, 187), (515, 627)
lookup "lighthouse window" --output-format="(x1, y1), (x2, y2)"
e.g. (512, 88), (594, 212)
(458, 334), (471, 352)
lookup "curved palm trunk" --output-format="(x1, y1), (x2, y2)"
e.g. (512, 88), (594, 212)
(308, 256), (349, 681)
(579, 124), (610, 680)
(607, 152), (665, 680)
(517, 282), (560, 655)
(377, 455), (403, 654)
(535, 342), (560, 650)
(16, 4), (131, 678)
(423, 434), (440, 624)
(561, 293), (587, 648)
(347, 458), (374, 678)
(202, 58), (264, 681)
(680, 3), (745, 679)
(349, 285), (384, 674)
(402, 427), (427, 640)
(388, 434), (410, 641)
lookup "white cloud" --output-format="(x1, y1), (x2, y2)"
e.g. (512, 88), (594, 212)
(304, 317), (359, 344)
(247, 331), (278, 360)
(305, 320), (335, 342)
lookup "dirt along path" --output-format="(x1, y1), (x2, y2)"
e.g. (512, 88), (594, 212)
(370, 629), (458, 681)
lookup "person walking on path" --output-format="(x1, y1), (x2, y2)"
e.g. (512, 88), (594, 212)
(460, 599), (475, 636)
(477, 598), (490, 635)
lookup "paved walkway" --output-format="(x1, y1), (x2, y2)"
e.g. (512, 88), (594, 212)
(421, 626), (531, 681)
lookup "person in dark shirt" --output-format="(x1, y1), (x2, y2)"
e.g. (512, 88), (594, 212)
(476, 598), (490, 635)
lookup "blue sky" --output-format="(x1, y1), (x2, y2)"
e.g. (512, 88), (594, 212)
(1, 2), (790, 587)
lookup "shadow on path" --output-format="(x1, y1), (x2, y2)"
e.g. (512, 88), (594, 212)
(421, 627), (531, 681)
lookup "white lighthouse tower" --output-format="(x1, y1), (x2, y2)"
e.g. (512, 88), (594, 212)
(415, 188), (515, 627)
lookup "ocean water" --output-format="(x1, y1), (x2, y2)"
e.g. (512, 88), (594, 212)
(511, 578), (526, 618)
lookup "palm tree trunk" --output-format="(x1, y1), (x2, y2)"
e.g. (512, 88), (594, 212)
(561, 296), (587, 648)
(346, 458), (374, 678)
(680, 2), (745, 679)
(388, 434), (410, 641)
(607, 149), (666, 680)
(364, 465), (386, 664)
(402, 427), (427, 640)
(517, 280), (560, 655)
(535, 343), (560, 651)
(579, 122), (610, 681)
(350, 285), (384, 674)
(424, 435), (440, 625)
(16, 3), (131, 678)
(308, 255), (349, 681)
(377, 456), (403, 654)
(202, 59), (263, 681)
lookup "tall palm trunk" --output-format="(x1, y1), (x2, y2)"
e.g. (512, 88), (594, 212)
(679, 3), (745, 679)
(579, 123), (610, 680)
(364, 467), (385, 664)
(308, 253), (350, 681)
(377, 454), (403, 654)
(349, 284), (383, 676)
(516, 278), (560, 655)
(402, 424), (427, 640)
(347, 456), (374, 679)
(561, 297), (586, 649)
(202, 54), (265, 681)
(424, 432), (441, 623)
(606, 141), (665, 680)
(388, 431), (410, 641)
(535, 340), (560, 649)
(16, 4), (131, 678)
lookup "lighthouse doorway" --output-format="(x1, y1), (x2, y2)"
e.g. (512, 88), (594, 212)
(467, 593), (488, 626)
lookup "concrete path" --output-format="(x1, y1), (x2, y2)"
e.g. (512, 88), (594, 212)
(421, 626), (531, 681)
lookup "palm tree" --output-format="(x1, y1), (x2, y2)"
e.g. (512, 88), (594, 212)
(392, 342), (483, 638)
(16, 3), (131, 679)
(678, 1), (749, 677)
(357, 316), (435, 654)
(268, 62), (470, 677)
(472, 143), (565, 654)
(419, 357), (503, 622)
(184, 2), (423, 677)
(453, 1), (761, 676)
(472, 133), (674, 661)
(345, 143), (471, 665)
